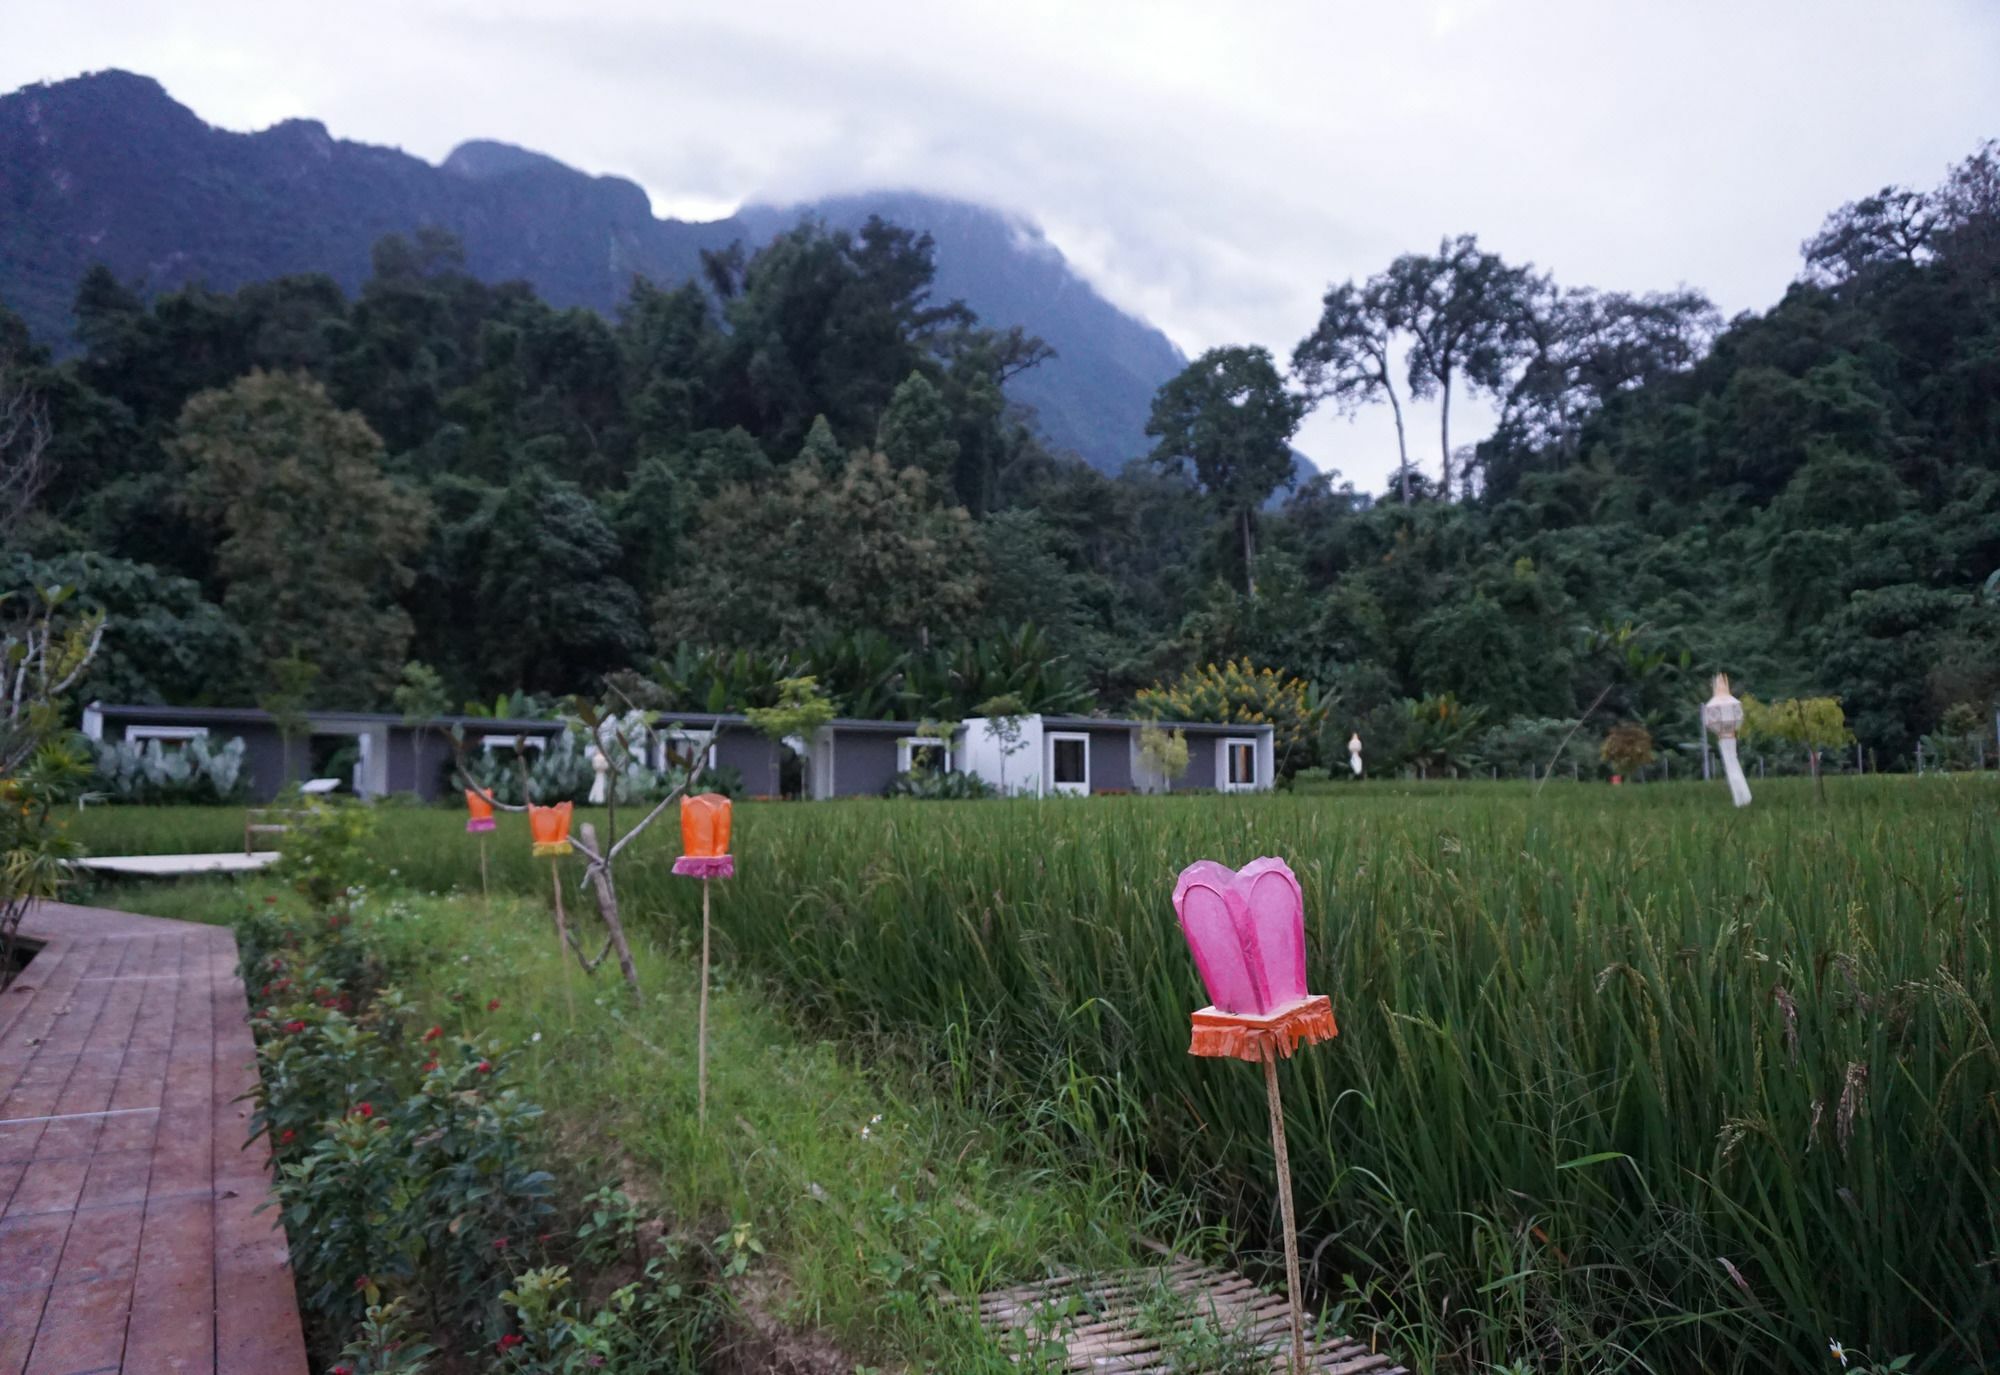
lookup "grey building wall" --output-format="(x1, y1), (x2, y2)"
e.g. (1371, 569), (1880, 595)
(1182, 736), (1218, 790)
(831, 731), (902, 797)
(1087, 727), (1134, 792)
(714, 730), (779, 793)
(233, 724), (293, 801)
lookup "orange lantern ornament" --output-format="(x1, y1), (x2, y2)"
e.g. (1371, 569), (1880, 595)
(673, 792), (735, 1130)
(528, 801), (573, 858)
(464, 789), (496, 834)
(672, 793), (734, 878)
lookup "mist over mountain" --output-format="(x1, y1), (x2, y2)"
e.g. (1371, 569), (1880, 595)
(0, 69), (1182, 472)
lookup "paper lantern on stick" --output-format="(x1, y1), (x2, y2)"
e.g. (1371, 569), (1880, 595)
(1703, 674), (1752, 808)
(1347, 733), (1363, 779)
(673, 792), (735, 1129)
(464, 789), (496, 834)
(528, 801), (574, 857)
(672, 792), (735, 878)
(1173, 856), (1335, 1373)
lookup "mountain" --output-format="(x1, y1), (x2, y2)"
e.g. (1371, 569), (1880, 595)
(0, 69), (1182, 472)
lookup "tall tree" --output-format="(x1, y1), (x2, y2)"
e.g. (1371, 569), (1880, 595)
(1379, 235), (1534, 498)
(1292, 278), (1415, 504)
(172, 371), (427, 706)
(655, 452), (982, 651)
(1146, 346), (1304, 594)
(876, 371), (960, 481)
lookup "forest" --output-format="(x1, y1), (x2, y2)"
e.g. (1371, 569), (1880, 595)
(3, 139), (1996, 774)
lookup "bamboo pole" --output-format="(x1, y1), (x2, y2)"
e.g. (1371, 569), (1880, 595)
(1262, 1054), (1305, 1375)
(549, 861), (575, 1022)
(698, 876), (712, 1130)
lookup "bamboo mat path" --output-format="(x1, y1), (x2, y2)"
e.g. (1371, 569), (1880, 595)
(968, 1256), (1407, 1373)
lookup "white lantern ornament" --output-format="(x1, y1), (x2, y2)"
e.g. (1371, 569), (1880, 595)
(1347, 732), (1364, 779)
(1703, 674), (1752, 808)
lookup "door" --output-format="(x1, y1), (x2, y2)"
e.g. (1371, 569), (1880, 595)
(1047, 732), (1091, 796)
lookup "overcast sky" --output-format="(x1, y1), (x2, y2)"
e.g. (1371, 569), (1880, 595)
(8, 1), (1999, 489)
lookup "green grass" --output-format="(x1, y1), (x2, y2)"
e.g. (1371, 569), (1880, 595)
(70, 777), (2000, 1371)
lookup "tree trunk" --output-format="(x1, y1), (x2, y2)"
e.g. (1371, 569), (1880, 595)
(1241, 506), (1257, 596)
(578, 823), (642, 999)
(1387, 383), (1413, 506)
(1438, 380), (1454, 498)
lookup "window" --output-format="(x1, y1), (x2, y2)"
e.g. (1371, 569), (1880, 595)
(124, 724), (208, 753)
(1048, 732), (1091, 795)
(479, 733), (547, 754)
(897, 736), (950, 774)
(656, 731), (717, 772)
(1221, 738), (1258, 792)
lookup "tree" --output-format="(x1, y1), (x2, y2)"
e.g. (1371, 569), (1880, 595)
(1137, 723), (1190, 793)
(974, 691), (1031, 793)
(744, 675), (836, 799)
(1379, 236), (1535, 497)
(173, 371), (427, 706)
(1146, 346), (1305, 594)
(391, 662), (450, 796)
(1292, 278), (1415, 504)
(655, 452), (982, 652)
(1744, 695), (1854, 800)
(876, 372), (959, 481)
(1803, 186), (1939, 285)
(468, 475), (648, 693)
(0, 346), (52, 545)
(1600, 721), (1656, 778)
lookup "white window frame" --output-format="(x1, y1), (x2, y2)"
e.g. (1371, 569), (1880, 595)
(897, 735), (951, 774)
(479, 733), (547, 754)
(655, 730), (718, 772)
(1219, 737), (1260, 792)
(1047, 731), (1091, 796)
(124, 724), (209, 748)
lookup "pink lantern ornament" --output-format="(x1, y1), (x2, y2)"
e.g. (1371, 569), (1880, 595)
(1172, 855), (1337, 1373)
(1174, 857), (1337, 1062)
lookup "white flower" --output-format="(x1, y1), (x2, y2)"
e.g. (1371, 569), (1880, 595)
(870, 1113), (883, 1125)
(530, 1032), (542, 1044)
(1827, 1339), (1847, 1367)
(859, 1125), (872, 1140)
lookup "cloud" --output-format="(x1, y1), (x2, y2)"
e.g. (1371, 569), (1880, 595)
(5, 0), (1997, 489)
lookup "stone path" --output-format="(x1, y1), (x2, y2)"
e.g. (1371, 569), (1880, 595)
(0, 902), (308, 1375)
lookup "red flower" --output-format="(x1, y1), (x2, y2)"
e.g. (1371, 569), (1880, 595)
(493, 1236), (509, 1250)
(332, 1367), (353, 1375)
(497, 1333), (524, 1352)
(354, 1274), (371, 1291)
(283, 1020), (306, 1035)
(475, 1060), (493, 1074)
(423, 1025), (443, 1042)
(421, 1058), (438, 1072)
(487, 998), (502, 1011)
(353, 1102), (374, 1119)
(279, 1129), (296, 1144)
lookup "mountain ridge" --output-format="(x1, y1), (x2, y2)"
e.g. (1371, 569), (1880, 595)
(0, 69), (1183, 472)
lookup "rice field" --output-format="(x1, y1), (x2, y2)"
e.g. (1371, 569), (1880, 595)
(71, 777), (2000, 1372)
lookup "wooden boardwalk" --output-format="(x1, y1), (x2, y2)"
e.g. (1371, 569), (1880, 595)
(973, 1257), (1407, 1373)
(0, 902), (308, 1375)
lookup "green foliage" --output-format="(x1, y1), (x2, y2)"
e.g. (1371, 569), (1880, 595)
(883, 767), (994, 800)
(89, 733), (247, 803)
(744, 676), (835, 753)
(273, 799), (381, 914)
(1136, 724), (1190, 790)
(1599, 720), (1656, 775)
(172, 370), (427, 706)
(1136, 659), (1323, 771)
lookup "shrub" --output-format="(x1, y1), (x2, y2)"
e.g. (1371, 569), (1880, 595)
(1136, 659), (1324, 773)
(90, 733), (248, 803)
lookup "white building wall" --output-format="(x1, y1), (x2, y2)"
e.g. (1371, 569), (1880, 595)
(957, 715), (1045, 796)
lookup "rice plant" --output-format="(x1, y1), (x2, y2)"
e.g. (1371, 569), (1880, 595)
(76, 777), (2000, 1371)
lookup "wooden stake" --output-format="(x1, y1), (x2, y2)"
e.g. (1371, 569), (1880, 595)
(698, 876), (712, 1130)
(549, 861), (575, 1022)
(1262, 1053), (1305, 1375)
(479, 835), (490, 905)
